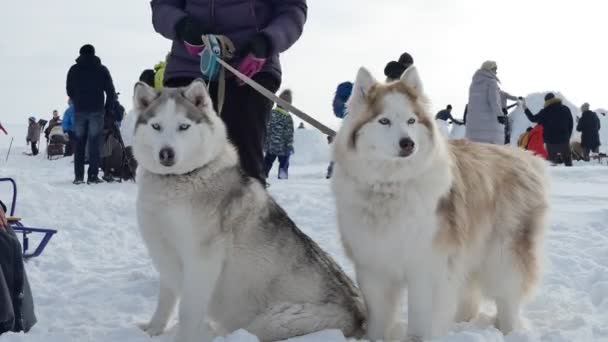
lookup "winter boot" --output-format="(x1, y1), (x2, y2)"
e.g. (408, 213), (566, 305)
(278, 168), (288, 180)
(87, 176), (103, 185)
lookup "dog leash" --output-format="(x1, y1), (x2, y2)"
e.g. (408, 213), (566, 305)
(200, 35), (336, 136)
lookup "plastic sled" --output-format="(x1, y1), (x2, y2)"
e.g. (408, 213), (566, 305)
(0, 178), (57, 259)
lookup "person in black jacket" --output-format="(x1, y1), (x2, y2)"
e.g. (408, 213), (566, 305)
(0, 200), (37, 335)
(523, 93), (574, 166)
(66, 44), (116, 185)
(435, 105), (464, 124)
(577, 103), (601, 161)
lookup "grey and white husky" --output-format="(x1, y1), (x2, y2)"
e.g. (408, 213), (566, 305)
(132, 80), (365, 342)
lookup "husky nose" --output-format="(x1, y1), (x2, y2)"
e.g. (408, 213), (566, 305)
(399, 138), (415, 157)
(159, 147), (176, 166)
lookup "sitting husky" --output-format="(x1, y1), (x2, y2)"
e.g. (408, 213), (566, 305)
(132, 80), (365, 342)
(331, 66), (548, 341)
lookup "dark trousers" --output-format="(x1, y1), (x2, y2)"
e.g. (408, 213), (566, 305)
(30, 142), (38, 156)
(64, 131), (75, 157)
(74, 112), (104, 180)
(263, 154), (290, 178)
(546, 143), (573, 166)
(165, 73), (280, 184)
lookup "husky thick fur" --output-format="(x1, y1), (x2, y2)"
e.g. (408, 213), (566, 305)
(132, 81), (365, 342)
(331, 66), (548, 340)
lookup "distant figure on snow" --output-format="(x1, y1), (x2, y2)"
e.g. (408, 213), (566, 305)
(465, 61), (506, 145)
(44, 110), (61, 141)
(523, 93), (574, 166)
(264, 90), (295, 180)
(327, 81), (353, 179)
(297, 122), (305, 129)
(435, 104), (464, 137)
(577, 102), (601, 161)
(26, 117), (40, 156)
(66, 44), (116, 184)
(62, 99), (75, 157)
(500, 90), (520, 144)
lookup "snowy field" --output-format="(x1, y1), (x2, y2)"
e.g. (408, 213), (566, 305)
(1, 128), (607, 342)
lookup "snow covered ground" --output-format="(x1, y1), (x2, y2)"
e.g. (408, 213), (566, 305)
(1, 128), (607, 342)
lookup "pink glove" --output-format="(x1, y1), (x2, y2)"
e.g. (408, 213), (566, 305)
(184, 42), (205, 56)
(236, 54), (266, 85)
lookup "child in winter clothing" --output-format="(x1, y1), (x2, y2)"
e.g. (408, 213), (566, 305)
(526, 125), (548, 159)
(264, 90), (294, 180)
(26, 117), (40, 156)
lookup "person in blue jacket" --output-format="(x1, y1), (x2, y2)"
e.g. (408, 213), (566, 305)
(62, 99), (75, 157)
(326, 81), (353, 179)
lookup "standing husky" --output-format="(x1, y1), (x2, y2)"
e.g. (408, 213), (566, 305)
(132, 80), (365, 342)
(331, 66), (548, 341)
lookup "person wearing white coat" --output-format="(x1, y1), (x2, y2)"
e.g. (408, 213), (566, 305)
(465, 61), (507, 144)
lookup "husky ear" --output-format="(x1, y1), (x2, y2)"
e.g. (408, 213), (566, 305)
(349, 67), (377, 111)
(400, 65), (424, 93)
(183, 79), (210, 110)
(133, 82), (157, 112)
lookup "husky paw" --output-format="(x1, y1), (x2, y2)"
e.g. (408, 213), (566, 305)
(137, 321), (166, 336)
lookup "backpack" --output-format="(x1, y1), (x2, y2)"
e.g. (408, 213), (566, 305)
(332, 82), (353, 118)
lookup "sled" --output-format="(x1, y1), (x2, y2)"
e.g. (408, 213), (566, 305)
(0, 178), (57, 259)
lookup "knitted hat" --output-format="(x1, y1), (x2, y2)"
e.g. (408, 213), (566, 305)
(384, 61), (407, 81)
(279, 89), (293, 104)
(481, 60), (498, 72)
(581, 103), (590, 112)
(544, 93), (556, 101)
(79, 44), (95, 56)
(447, 104), (453, 110)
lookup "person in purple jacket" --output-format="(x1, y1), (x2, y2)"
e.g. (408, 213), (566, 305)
(150, 0), (307, 184)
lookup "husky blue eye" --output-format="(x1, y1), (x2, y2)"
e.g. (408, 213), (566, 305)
(408, 118), (416, 125)
(179, 124), (191, 131)
(378, 118), (391, 125)
(151, 123), (161, 131)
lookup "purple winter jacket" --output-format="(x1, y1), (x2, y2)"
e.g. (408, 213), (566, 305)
(150, 0), (307, 83)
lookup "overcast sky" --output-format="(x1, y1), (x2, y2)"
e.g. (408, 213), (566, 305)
(1, 0), (606, 129)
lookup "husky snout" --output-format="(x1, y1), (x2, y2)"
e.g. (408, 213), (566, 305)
(399, 137), (415, 157)
(159, 147), (176, 167)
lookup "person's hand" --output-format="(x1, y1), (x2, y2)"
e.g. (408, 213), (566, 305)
(175, 17), (208, 55)
(497, 116), (508, 125)
(0, 207), (7, 230)
(236, 34), (270, 83)
(519, 98), (527, 109)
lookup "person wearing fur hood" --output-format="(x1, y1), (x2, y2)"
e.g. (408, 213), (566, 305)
(523, 93), (574, 166)
(465, 61), (508, 145)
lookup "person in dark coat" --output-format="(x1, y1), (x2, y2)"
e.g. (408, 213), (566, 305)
(66, 44), (116, 184)
(43, 110), (61, 141)
(150, 0), (307, 184)
(25, 117), (40, 156)
(436, 105), (464, 124)
(523, 93), (574, 166)
(0, 200), (37, 335)
(383, 52), (414, 82)
(576, 102), (601, 161)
